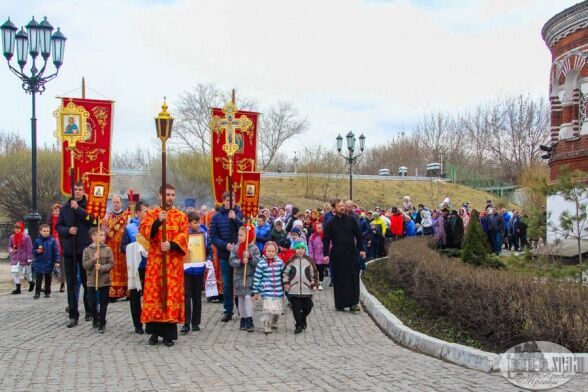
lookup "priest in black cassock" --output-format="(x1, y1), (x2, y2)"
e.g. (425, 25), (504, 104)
(323, 199), (366, 312)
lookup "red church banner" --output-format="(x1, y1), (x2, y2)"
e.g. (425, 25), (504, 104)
(210, 104), (260, 212)
(58, 98), (114, 196)
(240, 172), (261, 218)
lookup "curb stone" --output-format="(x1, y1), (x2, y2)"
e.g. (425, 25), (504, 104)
(360, 258), (501, 373)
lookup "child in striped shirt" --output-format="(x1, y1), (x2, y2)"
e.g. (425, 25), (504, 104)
(252, 241), (285, 334)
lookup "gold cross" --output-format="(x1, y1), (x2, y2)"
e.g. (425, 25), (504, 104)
(210, 101), (253, 158)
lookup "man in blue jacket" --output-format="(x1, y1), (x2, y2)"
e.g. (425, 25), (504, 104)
(209, 191), (242, 322)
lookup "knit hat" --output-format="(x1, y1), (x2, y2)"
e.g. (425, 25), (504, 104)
(278, 237), (291, 249)
(290, 227), (301, 235)
(292, 239), (307, 251)
(263, 241), (278, 255)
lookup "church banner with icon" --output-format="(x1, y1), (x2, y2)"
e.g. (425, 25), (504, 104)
(56, 97), (114, 196)
(210, 103), (259, 206)
(240, 172), (261, 218)
(85, 172), (110, 223)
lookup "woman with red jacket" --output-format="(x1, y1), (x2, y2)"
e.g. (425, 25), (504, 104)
(389, 207), (405, 240)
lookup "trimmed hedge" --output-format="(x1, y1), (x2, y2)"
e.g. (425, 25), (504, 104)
(380, 237), (588, 352)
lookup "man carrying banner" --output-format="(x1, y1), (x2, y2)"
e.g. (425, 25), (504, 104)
(102, 195), (131, 300)
(56, 182), (95, 328)
(139, 184), (187, 347)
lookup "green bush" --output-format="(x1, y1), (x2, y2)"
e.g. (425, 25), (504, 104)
(379, 237), (588, 352)
(461, 209), (495, 267)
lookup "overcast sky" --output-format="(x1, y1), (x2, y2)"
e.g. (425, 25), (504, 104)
(0, 0), (579, 155)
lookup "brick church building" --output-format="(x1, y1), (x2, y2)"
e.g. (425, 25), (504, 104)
(542, 1), (588, 249)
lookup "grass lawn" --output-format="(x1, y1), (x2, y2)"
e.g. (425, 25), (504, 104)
(363, 260), (499, 353)
(260, 177), (518, 211)
(501, 251), (586, 281)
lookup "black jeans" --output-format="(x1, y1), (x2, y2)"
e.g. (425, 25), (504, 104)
(316, 265), (326, 282)
(35, 273), (51, 295)
(63, 254), (89, 321)
(129, 268), (146, 329)
(184, 273), (203, 327)
(290, 296), (313, 328)
(88, 286), (109, 327)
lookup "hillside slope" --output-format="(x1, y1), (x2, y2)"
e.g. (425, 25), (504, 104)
(259, 176), (516, 211)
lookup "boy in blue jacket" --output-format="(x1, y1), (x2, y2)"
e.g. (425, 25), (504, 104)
(33, 224), (60, 299)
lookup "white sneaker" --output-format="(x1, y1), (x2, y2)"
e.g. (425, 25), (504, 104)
(319, 284), (323, 291)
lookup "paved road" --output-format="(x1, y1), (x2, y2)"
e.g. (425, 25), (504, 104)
(0, 283), (584, 391)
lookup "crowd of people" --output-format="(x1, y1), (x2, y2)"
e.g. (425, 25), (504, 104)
(6, 185), (529, 346)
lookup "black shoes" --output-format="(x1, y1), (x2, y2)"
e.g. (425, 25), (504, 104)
(180, 325), (190, 335)
(66, 319), (78, 328)
(192, 324), (200, 331)
(28, 281), (35, 292)
(84, 314), (92, 322)
(92, 320), (99, 329)
(162, 339), (174, 347)
(60, 283), (65, 292)
(135, 327), (144, 335)
(246, 317), (254, 332)
(336, 308), (344, 311)
(349, 305), (361, 313)
(302, 321), (307, 330)
(148, 334), (158, 345)
(294, 326), (303, 334)
(33, 293), (40, 299)
(98, 325), (105, 333)
(44, 293), (50, 298)
(239, 318), (246, 330)
(11, 284), (21, 295)
(220, 313), (232, 322)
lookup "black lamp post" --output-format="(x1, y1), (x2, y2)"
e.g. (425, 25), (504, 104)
(1, 17), (66, 239)
(336, 131), (365, 200)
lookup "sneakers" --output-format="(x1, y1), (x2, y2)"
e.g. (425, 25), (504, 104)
(220, 313), (232, 322)
(246, 317), (254, 332)
(180, 325), (190, 335)
(66, 319), (78, 328)
(318, 284), (323, 291)
(239, 318), (247, 330)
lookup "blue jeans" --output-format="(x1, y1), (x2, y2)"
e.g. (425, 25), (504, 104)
(220, 258), (233, 315)
(492, 232), (503, 254)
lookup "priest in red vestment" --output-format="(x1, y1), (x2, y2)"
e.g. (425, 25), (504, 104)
(140, 184), (187, 346)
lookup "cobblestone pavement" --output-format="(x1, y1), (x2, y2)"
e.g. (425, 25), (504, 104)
(0, 283), (584, 392)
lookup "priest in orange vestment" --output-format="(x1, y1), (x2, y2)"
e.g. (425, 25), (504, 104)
(140, 184), (187, 346)
(102, 195), (131, 299)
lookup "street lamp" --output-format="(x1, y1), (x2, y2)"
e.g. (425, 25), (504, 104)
(336, 131), (366, 200)
(1, 17), (66, 239)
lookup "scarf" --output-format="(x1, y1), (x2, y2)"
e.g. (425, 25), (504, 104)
(51, 215), (59, 235)
(13, 221), (24, 249)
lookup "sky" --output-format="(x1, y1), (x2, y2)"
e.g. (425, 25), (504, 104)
(0, 0), (580, 155)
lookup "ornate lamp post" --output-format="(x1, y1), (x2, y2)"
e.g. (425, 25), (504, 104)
(155, 98), (174, 312)
(1, 17), (66, 239)
(336, 131), (365, 200)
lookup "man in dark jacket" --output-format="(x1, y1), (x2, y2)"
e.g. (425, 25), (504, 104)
(56, 182), (95, 328)
(209, 191), (242, 321)
(488, 208), (505, 255)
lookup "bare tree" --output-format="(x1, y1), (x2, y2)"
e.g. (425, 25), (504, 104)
(111, 147), (153, 170)
(172, 83), (256, 154)
(258, 101), (309, 170)
(0, 131), (27, 156)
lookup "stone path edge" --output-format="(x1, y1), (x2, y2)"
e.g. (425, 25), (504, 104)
(360, 258), (502, 373)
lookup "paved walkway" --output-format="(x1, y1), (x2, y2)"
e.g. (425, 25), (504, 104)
(0, 282), (584, 391)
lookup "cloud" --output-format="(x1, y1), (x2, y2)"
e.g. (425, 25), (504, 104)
(0, 0), (579, 155)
